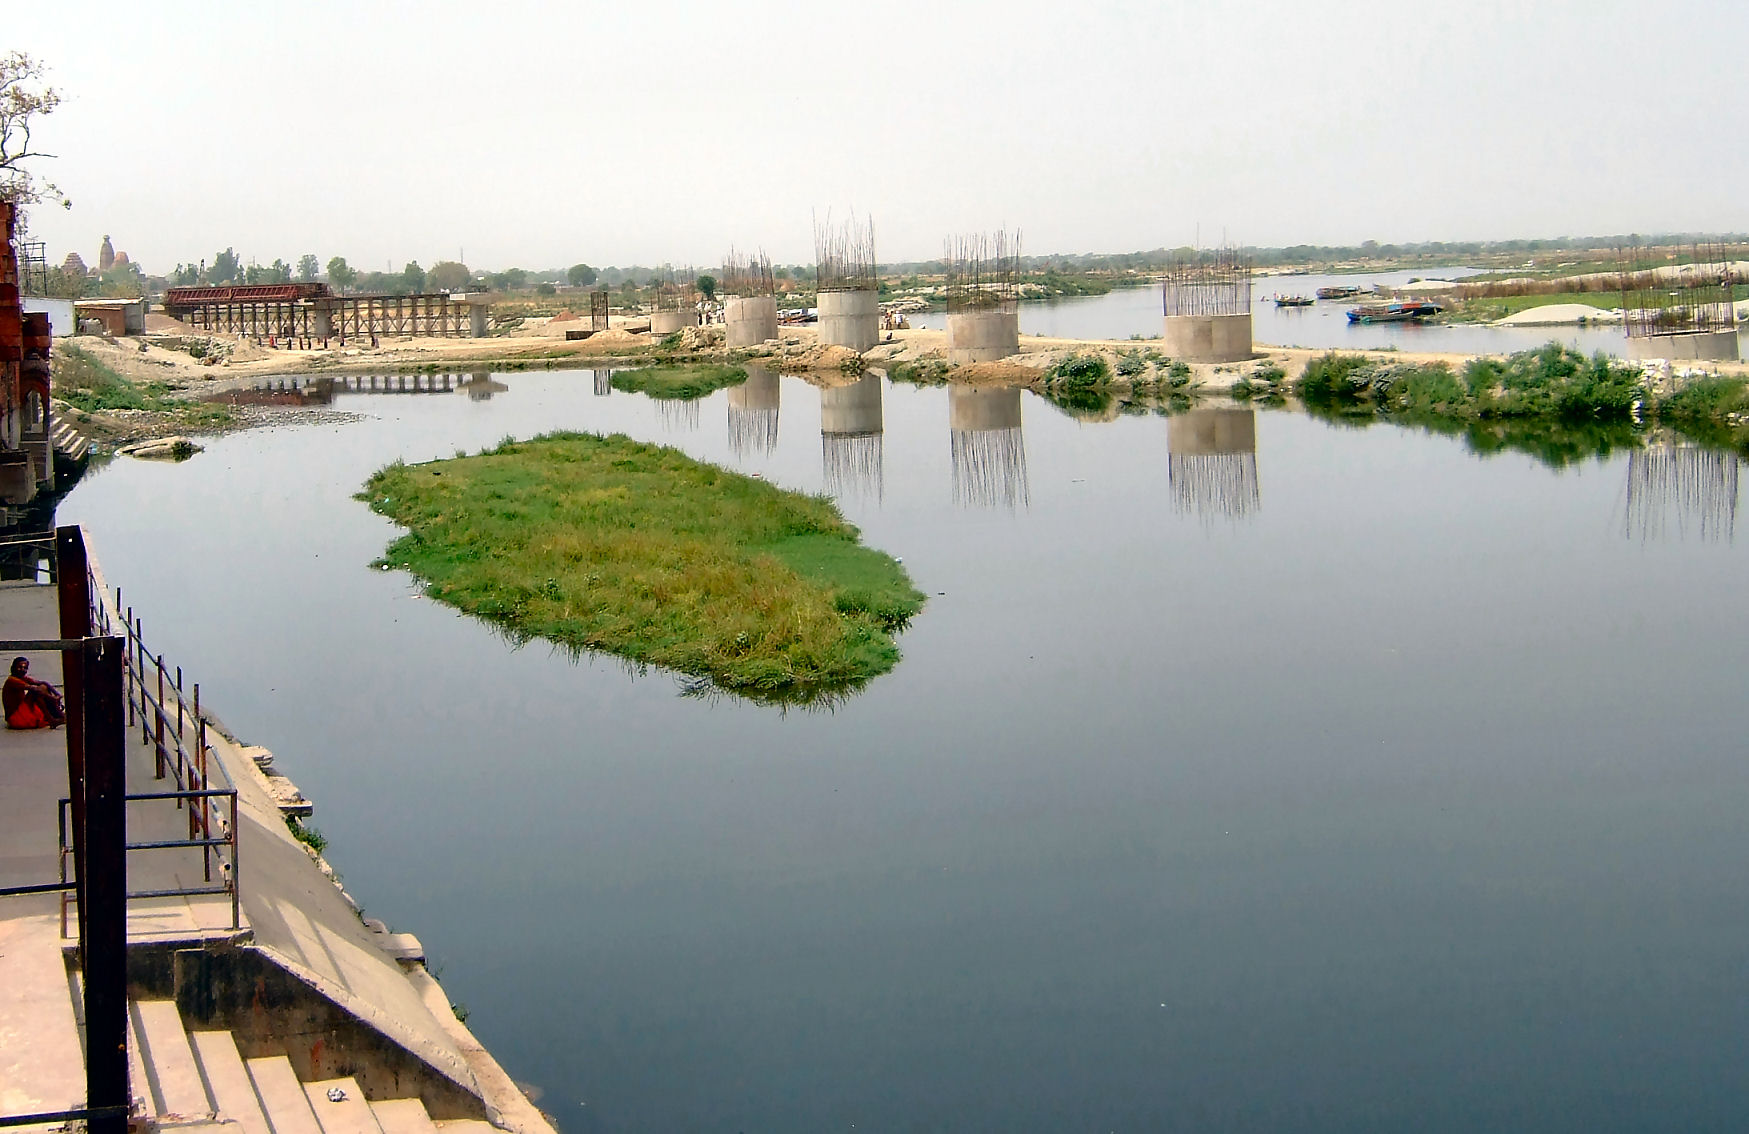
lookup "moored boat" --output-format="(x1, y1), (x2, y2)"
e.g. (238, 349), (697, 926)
(1316, 285), (1364, 300)
(1274, 295), (1314, 307)
(1345, 300), (1443, 324)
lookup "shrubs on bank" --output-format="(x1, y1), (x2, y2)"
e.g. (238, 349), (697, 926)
(1296, 344), (1648, 422)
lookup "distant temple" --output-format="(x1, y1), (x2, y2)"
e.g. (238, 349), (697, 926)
(98, 234), (115, 272)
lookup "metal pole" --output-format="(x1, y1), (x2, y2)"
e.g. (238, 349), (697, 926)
(229, 792), (240, 931)
(54, 526), (91, 949)
(81, 635), (129, 1134)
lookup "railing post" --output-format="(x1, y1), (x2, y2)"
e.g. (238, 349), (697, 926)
(81, 635), (129, 1134)
(124, 606), (134, 727)
(54, 526), (91, 949)
(229, 791), (240, 931)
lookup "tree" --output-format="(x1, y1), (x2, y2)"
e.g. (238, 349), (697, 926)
(696, 274), (717, 302)
(210, 247), (242, 284)
(326, 256), (356, 293)
(427, 260), (469, 291)
(169, 263), (200, 287)
(296, 254), (320, 282)
(567, 263), (597, 287)
(401, 261), (426, 293)
(0, 52), (67, 212)
(536, 282), (556, 296)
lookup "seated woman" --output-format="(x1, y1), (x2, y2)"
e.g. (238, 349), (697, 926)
(4, 656), (65, 730)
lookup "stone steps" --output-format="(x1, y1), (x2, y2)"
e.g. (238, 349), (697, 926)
(119, 1000), (454, 1134)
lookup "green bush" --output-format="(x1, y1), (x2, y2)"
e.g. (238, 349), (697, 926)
(1049, 353), (1111, 387)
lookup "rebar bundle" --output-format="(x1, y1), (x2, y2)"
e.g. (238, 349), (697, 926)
(1618, 240), (1738, 338)
(721, 247), (776, 298)
(822, 433), (884, 501)
(1622, 443), (1740, 542)
(944, 230), (1021, 313)
(728, 402), (779, 457)
(1169, 453), (1260, 522)
(815, 212), (878, 293)
(951, 427), (1030, 509)
(652, 266), (695, 312)
(1162, 248), (1253, 318)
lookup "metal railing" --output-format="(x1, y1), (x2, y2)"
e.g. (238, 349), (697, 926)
(52, 559), (243, 935)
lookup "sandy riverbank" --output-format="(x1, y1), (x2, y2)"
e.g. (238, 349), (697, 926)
(55, 314), (1749, 426)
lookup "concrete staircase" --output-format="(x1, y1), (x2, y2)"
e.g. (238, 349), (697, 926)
(124, 998), (476, 1134)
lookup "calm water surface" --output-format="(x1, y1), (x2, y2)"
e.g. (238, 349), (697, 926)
(61, 370), (1749, 1132)
(909, 267), (1749, 358)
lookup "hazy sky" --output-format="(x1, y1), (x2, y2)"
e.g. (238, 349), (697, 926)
(12, 0), (1747, 274)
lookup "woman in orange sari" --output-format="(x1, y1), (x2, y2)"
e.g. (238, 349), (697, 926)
(4, 656), (65, 729)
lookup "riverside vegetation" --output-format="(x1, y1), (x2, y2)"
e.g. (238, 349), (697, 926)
(1294, 344), (1749, 464)
(362, 433), (925, 700)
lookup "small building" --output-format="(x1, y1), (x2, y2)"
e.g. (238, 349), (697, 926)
(74, 297), (148, 336)
(22, 296), (75, 337)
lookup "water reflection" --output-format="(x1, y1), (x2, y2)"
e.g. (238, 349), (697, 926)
(727, 367), (781, 458)
(656, 397), (700, 432)
(592, 369), (612, 397)
(819, 373), (883, 500)
(1167, 408), (1260, 521)
(948, 386), (1029, 509)
(1622, 440), (1741, 542)
(456, 372), (508, 401)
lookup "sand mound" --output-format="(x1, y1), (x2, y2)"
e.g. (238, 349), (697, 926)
(145, 313), (195, 334)
(589, 327), (644, 344)
(1496, 303), (1622, 326)
(954, 360), (1042, 384)
(772, 343), (862, 372)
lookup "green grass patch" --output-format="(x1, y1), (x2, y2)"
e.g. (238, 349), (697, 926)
(609, 363), (746, 400)
(362, 433), (924, 701)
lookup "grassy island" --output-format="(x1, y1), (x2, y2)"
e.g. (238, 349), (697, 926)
(362, 432), (924, 700)
(609, 362), (747, 400)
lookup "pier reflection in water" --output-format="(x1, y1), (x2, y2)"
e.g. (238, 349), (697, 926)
(1166, 407), (1260, 521)
(726, 367), (781, 459)
(948, 386), (1029, 509)
(456, 372), (507, 401)
(1622, 440), (1740, 542)
(656, 396), (701, 433)
(819, 373), (883, 500)
(592, 369), (612, 397)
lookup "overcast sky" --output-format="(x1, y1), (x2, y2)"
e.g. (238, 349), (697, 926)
(12, 0), (1747, 274)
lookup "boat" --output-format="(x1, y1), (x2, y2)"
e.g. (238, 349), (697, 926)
(1274, 295), (1314, 308)
(1345, 301), (1443, 324)
(1316, 285), (1364, 300)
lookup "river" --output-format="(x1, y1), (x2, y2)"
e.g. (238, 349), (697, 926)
(59, 370), (1749, 1132)
(908, 267), (1749, 358)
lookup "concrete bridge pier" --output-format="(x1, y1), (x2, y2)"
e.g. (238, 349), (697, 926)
(724, 296), (779, 347)
(818, 290), (880, 353)
(946, 310), (1020, 365)
(1163, 313), (1253, 363)
(650, 309), (700, 335)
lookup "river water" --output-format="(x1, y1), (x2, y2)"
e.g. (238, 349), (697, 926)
(907, 268), (1748, 358)
(60, 371), (1749, 1132)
